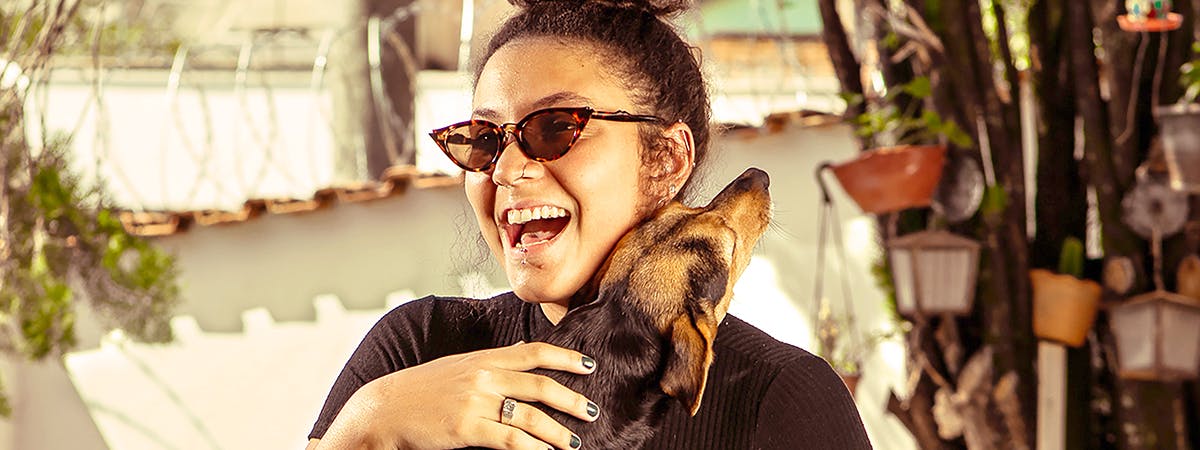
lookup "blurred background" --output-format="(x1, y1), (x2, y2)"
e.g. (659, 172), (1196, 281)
(0, 0), (1004, 449)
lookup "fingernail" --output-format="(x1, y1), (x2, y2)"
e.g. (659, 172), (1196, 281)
(570, 434), (582, 449)
(581, 355), (595, 370)
(586, 401), (599, 418)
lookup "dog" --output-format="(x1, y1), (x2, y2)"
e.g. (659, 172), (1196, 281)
(532, 167), (772, 448)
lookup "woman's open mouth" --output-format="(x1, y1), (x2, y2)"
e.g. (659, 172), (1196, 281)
(503, 205), (571, 251)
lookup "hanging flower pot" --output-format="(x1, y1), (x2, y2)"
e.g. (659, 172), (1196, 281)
(1030, 269), (1103, 347)
(823, 145), (947, 214)
(1109, 290), (1200, 381)
(1154, 104), (1200, 193)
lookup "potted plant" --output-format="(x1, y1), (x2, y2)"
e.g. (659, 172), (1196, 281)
(1030, 237), (1103, 347)
(1154, 43), (1200, 193)
(824, 77), (973, 214)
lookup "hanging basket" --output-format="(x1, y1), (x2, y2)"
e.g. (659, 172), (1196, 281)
(1155, 104), (1200, 193)
(824, 145), (947, 214)
(1030, 269), (1103, 347)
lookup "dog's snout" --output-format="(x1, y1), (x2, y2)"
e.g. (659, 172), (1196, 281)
(735, 168), (769, 191)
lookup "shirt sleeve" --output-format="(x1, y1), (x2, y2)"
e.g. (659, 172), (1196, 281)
(754, 354), (873, 449)
(307, 297), (440, 440)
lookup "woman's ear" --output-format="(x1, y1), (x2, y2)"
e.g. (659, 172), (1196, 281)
(658, 121), (695, 195)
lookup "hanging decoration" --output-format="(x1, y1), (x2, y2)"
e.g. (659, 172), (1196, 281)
(887, 230), (982, 318)
(1118, 0), (1183, 32)
(1155, 104), (1200, 192)
(813, 166), (870, 395)
(1109, 175), (1200, 380)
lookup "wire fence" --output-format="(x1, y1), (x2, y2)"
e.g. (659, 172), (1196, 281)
(22, 0), (838, 212)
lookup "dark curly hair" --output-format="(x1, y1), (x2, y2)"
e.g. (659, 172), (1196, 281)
(473, 0), (711, 203)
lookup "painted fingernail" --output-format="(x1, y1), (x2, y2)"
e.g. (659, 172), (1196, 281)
(586, 401), (599, 418)
(570, 434), (582, 449)
(581, 355), (596, 370)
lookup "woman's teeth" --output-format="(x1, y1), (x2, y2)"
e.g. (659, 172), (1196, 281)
(507, 205), (568, 225)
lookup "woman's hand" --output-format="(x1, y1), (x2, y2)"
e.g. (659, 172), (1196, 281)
(314, 341), (599, 450)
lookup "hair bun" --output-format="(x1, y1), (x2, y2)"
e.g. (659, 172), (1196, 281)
(511, 0), (693, 17)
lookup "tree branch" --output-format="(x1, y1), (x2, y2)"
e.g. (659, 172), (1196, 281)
(817, 0), (865, 119)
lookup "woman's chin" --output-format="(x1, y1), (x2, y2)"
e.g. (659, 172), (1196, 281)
(509, 284), (569, 306)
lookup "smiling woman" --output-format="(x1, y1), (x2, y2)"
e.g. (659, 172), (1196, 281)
(307, 1), (870, 449)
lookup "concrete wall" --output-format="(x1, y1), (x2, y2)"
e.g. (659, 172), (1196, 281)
(12, 123), (917, 450)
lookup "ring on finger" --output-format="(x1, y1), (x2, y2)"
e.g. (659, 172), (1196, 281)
(500, 397), (517, 425)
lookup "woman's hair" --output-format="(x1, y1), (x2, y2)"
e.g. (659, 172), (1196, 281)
(473, 0), (711, 203)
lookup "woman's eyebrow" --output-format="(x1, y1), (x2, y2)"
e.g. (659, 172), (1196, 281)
(472, 92), (595, 121)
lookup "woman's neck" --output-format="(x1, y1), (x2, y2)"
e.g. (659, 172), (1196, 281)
(539, 302), (567, 325)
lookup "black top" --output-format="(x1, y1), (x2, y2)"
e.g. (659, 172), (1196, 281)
(310, 293), (873, 449)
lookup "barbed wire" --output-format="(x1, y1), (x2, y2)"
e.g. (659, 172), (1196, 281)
(29, 0), (826, 211)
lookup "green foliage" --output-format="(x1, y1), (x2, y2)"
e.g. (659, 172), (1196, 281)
(1057, 237), (1085, 279)
(0, 0), (181, 418)
(847, 77), (974, 149)
(1179, 42), (1200, 103)
(980, 184), (1009, 226)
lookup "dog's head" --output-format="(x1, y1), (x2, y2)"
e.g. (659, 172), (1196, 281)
(595, 168), (771, 415)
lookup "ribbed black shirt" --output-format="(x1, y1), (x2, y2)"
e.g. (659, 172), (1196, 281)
(310, 293), (873, 449)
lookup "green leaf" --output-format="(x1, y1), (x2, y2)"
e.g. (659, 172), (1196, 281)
(981, 185), (1009, 220)
(30, 251), (49, 277)
(901, 76), (932, 99)
(840, 92), (865, 107)
(1058, 237), (1086, 278)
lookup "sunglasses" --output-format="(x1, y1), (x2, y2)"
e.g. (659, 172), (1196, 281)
(429, 106), (664, 172)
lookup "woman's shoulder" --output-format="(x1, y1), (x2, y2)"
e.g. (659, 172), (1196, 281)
(712, 315), (826, 372)
(380, 291), (524, 323)
(712, 316), (871, 448)
(367, 291), (528, 357)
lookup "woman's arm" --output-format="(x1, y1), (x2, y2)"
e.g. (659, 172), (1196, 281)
(311, 342), (599, 450)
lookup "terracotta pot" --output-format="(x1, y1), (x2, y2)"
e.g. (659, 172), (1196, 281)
(1155, 104), (1200, 193)
(1030, 269), (1103, 347)
(839, 372), (861, 397)
(825, 145), (947, 214)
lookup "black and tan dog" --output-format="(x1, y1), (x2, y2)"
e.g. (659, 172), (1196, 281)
(532, 168), (772, 448)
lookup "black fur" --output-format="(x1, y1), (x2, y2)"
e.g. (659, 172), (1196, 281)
(530, 281), (676, 448)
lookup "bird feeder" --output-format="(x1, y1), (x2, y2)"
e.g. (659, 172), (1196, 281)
(1119, 0), (1182, 32)
(1109, 290), (1200, 381)
(888, 230), (981, 317)
(1155, 104), (1200, 193)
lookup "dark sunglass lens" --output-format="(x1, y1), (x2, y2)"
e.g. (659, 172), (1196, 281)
(445, 123), (501, 169)
(522, 111), (581, 160)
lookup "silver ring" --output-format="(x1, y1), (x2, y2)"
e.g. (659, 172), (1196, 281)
(500, 398), (517, 425)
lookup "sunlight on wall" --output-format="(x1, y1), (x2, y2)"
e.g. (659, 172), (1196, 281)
(729, 255), (814, 350)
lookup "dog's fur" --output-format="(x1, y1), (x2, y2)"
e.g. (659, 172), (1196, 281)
(532, 168), (772, 448)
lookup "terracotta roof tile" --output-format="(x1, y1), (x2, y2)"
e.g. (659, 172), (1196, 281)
(120, 211), (192, 236)
(117, 165), (464, 237)
(116, 110), (840, 238)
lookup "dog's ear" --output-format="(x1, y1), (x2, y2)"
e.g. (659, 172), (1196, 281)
(660, 271), (727, 416)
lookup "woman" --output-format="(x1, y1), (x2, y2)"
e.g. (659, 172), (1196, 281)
(307, 1), (871, 449)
